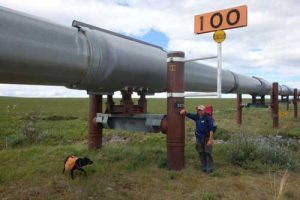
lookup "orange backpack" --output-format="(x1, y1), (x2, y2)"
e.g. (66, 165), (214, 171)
(64, 156), (78, 171)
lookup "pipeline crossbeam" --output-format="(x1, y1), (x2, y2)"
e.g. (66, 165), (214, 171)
(0, 6), (297, 96)
(96, 113), (164, 133)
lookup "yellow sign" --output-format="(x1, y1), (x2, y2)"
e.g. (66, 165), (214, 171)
(279, 111), (288, 118)
(213, 30), (226, 43)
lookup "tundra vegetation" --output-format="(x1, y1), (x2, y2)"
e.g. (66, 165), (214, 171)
(0, 97), (299, 199)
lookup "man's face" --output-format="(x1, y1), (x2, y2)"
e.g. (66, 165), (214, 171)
(196, 109), (204, 116)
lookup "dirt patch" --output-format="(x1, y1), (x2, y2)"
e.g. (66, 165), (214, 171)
(104, 135), (128, 144)
(21, 115), (78, 121)
(42, 115), (78, 121)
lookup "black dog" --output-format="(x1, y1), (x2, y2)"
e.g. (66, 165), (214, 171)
(63, 155), (93, 179)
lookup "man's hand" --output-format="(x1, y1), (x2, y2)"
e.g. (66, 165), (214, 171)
(207, 131), (213, 146)
(207, 139), (213, 146)
(180, 109), (186, 115)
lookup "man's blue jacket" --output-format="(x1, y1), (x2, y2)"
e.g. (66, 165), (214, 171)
(186, 113), (213, 141)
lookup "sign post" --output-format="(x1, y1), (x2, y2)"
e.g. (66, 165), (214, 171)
(217, 42), (222, 98)
(213, 30), (226, 98)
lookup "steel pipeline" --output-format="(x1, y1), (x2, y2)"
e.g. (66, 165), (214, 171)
(0, 6), (295, 96)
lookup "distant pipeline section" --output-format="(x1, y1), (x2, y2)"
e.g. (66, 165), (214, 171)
(0, 6), (296, 96)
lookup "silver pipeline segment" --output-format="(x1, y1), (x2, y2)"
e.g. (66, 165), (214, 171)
(252, 76), (272, 95)
(0, 6), (89, 86)
(0, 6), (297, 96)
(279, 85), (293, 96)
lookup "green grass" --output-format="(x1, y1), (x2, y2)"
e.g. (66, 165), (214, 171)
(0, 97), (300, 199)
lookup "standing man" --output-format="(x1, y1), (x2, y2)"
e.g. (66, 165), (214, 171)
(180, 105), (214, 173)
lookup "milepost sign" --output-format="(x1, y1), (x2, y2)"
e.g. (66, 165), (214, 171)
(194, 5), (248, 34)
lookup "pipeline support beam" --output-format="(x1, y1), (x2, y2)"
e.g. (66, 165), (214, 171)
(237, 93), (242, 125)
(246, 95), (267, 108)
(294, 89), (298, 119)
(105, 91), (147, 114)
(272, 83), (279, 128)
(88, 94), (103, 149)
(252, 95), (256, 104)
(280, 95), (290, 110)
(138, 90), (147, 113)
(105, 95), (115, 113)
(166, 51), (185, 170)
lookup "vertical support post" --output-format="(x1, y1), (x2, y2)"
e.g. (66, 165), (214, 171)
(138, 90), (147, 113)
(105, 94), (114, 113)
(166, 51), (185, 170)
(121, 89), (134, 114)
(5, 136), (8, 149)
(237, 93), (242, 125)
(217, 43), (222, 98)
(272, 83), (279, 128)
(261, 96), (265, 104)
(252, 95), (256, 104)
(294, 89), (298, 119)
(88, 94), (102, 149)
(286, 96), (290, 111)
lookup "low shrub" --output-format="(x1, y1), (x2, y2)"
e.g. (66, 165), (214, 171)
(214, 127), (231, 141)
(154, 149), (167, 168)
(226, 133), (259, 168)
(258, 142), (299, 170)
(126, 152), (147, 170)
(225, 133), (299, 170)
(21, 116), (39, 142)
(11, 113), (61, 147)
(201, 191), (223, 200)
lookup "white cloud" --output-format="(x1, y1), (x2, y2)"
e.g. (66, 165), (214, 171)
(0, 84), (88, 97)
(0, 0), (300, 97)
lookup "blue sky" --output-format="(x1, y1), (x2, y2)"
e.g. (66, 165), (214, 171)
(134, 29), (169, 49)
(0, 0), (299, 98)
